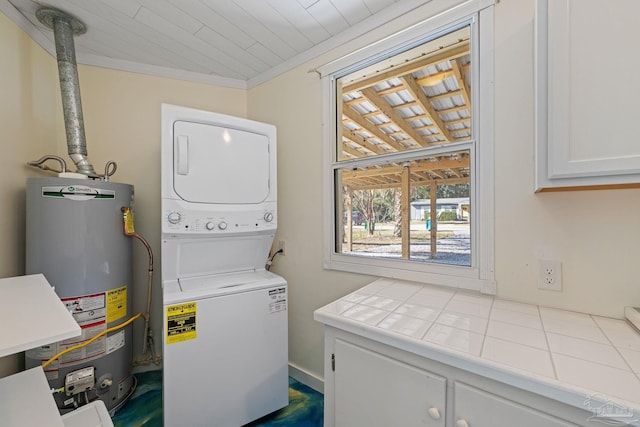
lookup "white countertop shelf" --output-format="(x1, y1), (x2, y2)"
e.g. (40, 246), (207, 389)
(0, 274), (81, 358)
(314, 278), (640, 426)
(0, 366), (66, 427)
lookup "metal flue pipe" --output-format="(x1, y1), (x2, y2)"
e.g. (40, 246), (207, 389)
(36, 8), (97, 177)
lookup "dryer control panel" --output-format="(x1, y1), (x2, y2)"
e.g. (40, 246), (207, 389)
(162, 200), (277, 235)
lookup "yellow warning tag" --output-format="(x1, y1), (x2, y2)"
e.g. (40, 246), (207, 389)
(106, 286), (127, 323)
(122, 207), (135, 234)
(166, 302), (197, 344)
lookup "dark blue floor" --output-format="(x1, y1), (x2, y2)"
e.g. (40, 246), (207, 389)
(112, 371), (323, 427)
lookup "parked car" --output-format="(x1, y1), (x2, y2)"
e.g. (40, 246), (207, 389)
(344, 211), (365, 225)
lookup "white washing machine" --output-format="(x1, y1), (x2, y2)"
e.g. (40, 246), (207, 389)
(160, 104), (288, 426)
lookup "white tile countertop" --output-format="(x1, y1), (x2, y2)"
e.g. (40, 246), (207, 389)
(314, 278), (640, 426)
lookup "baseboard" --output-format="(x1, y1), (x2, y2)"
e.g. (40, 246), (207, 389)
(288, 362), (324, 394)
(130, 362), (325, 394)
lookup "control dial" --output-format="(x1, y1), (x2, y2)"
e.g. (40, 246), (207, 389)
(218, 221), (228, 230)
(263, 211), (274, 222)
(167, 212), (182, 224)
(205, 222), (215, 230)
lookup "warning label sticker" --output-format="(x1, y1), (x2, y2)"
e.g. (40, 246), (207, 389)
(107, 329), (125, 354)
(166, 302), (197, 344)
(37, 292), (108, 378)
(59, 320), (107, 364)
(29, 316), (107, 380)
(107, 285), (127, 323)
(63, 292), (105, 317)
(269, 287), (287, 314)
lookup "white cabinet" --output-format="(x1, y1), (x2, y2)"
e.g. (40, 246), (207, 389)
(0, 275), (112, 427)
(0, 274), (80, 358)
(322, 326), (628, 427)
(334, 339), (446, 427)
(535, 0), (640, 191)
(453, 382), (579, 427)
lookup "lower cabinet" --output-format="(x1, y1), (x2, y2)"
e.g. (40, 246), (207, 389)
(453, 382), (579, 427)
(323, 326), (627, 427)
(334, 339), (446, 427)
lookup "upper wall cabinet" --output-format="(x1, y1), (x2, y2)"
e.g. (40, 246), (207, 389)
(535, 0), (640, 192)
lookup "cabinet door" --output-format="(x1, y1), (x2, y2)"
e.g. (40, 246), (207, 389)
(535, 0), (640, 190)
(454, 382), (580, 427)
(333, 339), (446, 427)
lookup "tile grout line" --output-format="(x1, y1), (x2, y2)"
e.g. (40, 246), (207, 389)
(538, 304), (560, 380)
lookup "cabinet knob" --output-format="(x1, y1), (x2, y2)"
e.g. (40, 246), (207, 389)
(455, 419), (470, 427)
(427, 407), (441, 420)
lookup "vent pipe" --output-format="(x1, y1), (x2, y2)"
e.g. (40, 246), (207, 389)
(36, 8), (97, 178)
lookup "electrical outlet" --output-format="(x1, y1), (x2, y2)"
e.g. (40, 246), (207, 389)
(538, 259), (562, 291)
(277, 240), (286, 256)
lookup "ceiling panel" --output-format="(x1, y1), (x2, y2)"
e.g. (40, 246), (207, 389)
(306, 0), (350, 34)
(266, 0), (331, 45)
(138, 0), (202, 34)
(332, 0), (373, 26)
(2, 0), (429, 87)
(232, 0), (315, 52)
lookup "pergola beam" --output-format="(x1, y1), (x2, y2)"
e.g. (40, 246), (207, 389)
(341, 42), (470, 94)
(343, 107), (406, 151)
(341, 128), (388, 156)
(343, 176), (469, 191)
(360, 87), (429, 148)
(401, 165), (410, 259)
(402, 74), (455, 142)
(342, 157), (469, 179)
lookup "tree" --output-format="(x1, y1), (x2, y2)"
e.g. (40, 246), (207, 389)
(393, 189), (402, 237)
(352, 190), (376, 235)
(437, 183), (469, 198)
(374, 189), (396, 223)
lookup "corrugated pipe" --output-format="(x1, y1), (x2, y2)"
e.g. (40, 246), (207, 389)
(36, 8), (97, 178)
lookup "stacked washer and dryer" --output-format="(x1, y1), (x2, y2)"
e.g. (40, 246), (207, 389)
(160, 104), (289, 426)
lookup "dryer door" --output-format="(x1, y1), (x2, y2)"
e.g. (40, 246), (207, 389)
(172, 120), (270, 204)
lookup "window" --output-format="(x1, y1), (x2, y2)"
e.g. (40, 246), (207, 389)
(321, 1), (495, 293)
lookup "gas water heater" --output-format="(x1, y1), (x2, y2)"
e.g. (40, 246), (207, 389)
(23, 7), (137, 415)
(25, 178), (135, 414)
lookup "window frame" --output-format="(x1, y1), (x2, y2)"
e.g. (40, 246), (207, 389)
(320, 0), (495, 294)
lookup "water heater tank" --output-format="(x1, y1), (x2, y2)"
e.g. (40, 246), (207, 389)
(25, 177), (135, 414)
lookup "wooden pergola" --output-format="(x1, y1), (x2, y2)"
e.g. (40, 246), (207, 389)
(337, 34), (472, 260)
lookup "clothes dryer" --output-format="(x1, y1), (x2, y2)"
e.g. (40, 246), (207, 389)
(160, 104), (288, 426)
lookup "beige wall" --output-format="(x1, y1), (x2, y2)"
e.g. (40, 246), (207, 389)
(0, 12), (59, 376)
(250, 0), (640, 381)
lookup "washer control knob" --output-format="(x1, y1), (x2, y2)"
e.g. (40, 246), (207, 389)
(205, 221), (215, 230)
(218, 221), (228, 230)
(264, 211), (274, 222)
(167, 212), (182, 224)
